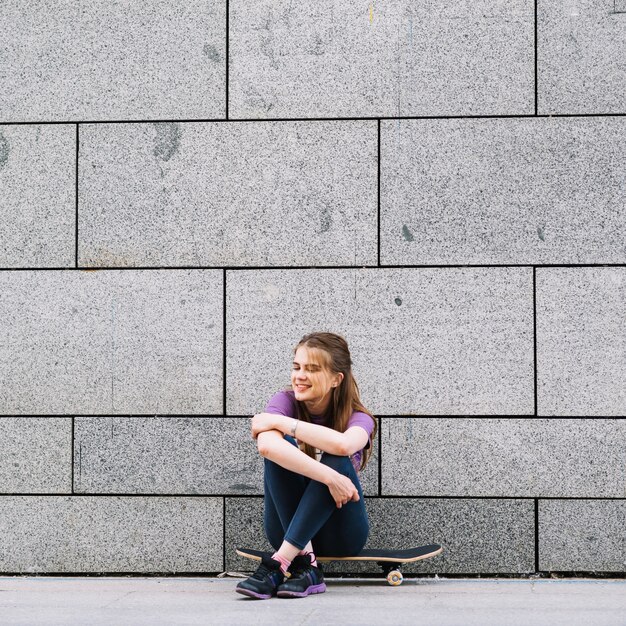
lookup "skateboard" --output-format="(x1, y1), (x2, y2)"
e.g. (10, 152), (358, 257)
(236, 544), (443, 586)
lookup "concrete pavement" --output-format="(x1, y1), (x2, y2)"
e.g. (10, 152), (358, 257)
(1, 576), (625, 626)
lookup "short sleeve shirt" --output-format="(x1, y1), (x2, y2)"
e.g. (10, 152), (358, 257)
(264, 389), (375, 473)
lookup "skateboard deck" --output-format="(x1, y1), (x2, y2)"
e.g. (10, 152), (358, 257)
(236, 544), (443, 586)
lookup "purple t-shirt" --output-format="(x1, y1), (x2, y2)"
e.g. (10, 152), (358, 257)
(264, 389), (375, 474)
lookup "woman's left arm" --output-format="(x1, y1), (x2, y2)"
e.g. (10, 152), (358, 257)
(251, 413), (369, 456)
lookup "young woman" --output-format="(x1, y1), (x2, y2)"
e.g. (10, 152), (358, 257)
(236, 332), (377, 600)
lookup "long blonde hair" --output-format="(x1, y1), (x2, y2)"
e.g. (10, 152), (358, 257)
(285, 332), (377, 470)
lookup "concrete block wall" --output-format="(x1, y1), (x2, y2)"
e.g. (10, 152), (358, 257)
(0, 1), (625, 575)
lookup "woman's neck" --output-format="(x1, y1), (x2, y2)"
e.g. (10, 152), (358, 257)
(304, 392), (332, 416)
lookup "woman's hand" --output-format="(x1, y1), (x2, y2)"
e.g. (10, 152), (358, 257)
(251, 413), (284, 439)
(326, 471), (360, 509)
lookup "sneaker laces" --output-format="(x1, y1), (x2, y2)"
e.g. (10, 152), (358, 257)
(251, 559), (278, 581)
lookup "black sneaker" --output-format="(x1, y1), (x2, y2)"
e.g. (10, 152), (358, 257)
(235, 555), (285, 600)
(277, 554), (326, 598)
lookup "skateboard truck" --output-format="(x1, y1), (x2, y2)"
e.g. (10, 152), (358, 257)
(377, 561), (403, 586)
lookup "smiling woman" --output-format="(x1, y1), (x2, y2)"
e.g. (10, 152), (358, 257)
(236, 331), (377, 600)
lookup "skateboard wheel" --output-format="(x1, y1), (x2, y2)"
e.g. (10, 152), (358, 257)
(386, 570), (403, 586)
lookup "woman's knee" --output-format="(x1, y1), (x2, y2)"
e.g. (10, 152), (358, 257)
(320, 452), (353, 473)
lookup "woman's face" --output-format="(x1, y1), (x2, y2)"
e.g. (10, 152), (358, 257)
(291, 346), (342, 411)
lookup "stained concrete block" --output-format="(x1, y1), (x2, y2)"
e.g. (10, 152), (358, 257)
(537, 268), (626, 416)
(0, 125), (75, 268)
(0, 496), (222, 573)
(539, 500), (626, 572)
(78, 121), (377, 267)
(74, 416), (378, 495)
(0, 0), (225, 122)
(0, 270), (222, 414)
(538, 0), (626, 114)
(0, 418), (71, 493)
(226, 497), (535, 574)
(227, 268), (533, 415)
(230, 0), (534, 118)
(382, 418), (626, 498)
(75, 417), (261, 495)
(381, 117), (626, 265)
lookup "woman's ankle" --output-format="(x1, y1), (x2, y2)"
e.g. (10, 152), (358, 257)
(298, 549), (318, 567)
(271, 552), (292, 575)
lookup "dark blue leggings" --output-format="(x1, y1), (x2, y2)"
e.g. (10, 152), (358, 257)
(263, 435), (369, 556)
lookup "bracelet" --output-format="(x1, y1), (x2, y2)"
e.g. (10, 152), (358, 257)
(290, 418), (299, 438)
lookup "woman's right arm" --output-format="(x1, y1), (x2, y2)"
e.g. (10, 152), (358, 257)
(257, 430), (359, 508)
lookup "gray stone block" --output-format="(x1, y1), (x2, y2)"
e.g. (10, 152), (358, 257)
(226, 497), (535, 574)
(0, 0), (225, 122)
(0, 496), (222, 573)
(381, 117), (626, 265)
(226, 498), (271, 564)
(78, 121), (377, 267)
(539, 500), (626, 572)
(537, 268), (626, 416)
(230, 0), (534, 118)
(382, 418), (626, 498)
(0, 125), (75, 268)
(75, 417), (262, 495)
(227, 268), (533, 415)
(0, 418), (71, 493)
(0, 270), (222, 414)
(538, 0), (626, 114)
